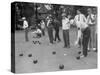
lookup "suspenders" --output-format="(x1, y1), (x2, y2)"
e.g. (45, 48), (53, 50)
(78, 14), (86, 23)
(78, 15), (80, 21)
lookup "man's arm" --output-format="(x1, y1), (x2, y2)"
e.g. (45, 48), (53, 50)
(91, 14), (95, 23)
(47, 20), (50, 27)
(73, 16), (76, 26)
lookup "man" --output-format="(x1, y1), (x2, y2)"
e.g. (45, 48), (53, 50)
(47, 15), (54, 45)
(53, 18), (61, 42)
(87, 8), (96, 51)
(62, 13), (71, 48)
(74, 9), (87, 48)
(40, 20), (45, 36)
(77, 22), (90, 59)
(22, 17), (29, 42)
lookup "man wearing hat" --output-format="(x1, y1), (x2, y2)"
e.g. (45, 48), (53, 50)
(22, 17), (29, 42)
(74, 9), (91, 59)
(62, 13), (71, 48)
(74, 9), (87, 48)
(77, 20), (90, 59)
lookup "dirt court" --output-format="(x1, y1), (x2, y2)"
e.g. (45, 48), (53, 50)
(15, 28), (97, 73)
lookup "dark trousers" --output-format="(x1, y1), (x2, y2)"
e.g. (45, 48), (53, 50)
(78, 28), (82, 47)
(48, 28), (53, 43)
(63, 30), (70, 47)
(54, 28), (61, 41)
(82, 27), (90, 56)
(25, 28), (29, 42)
(41, 29), (45, 36)
(78, 38), (82, 47)
(88, 25), (96, 49)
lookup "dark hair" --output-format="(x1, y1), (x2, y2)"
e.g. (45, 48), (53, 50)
(77, 9), (81, 12)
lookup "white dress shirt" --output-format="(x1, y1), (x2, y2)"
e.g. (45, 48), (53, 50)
(87, 14), (95, 25)
(41, 21), (45, 29)
(23, 20), (28, 29)
(47, 19), (50, 27)
(62, 17), (70, 30)
(74, 14), (88, 45)
(74, 14), (87, 28)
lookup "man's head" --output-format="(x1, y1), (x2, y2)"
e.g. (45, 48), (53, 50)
(41, 20), (44, 22)
(87, 8), (92, 15)
(47, 14), (52, 20)
(93, 8), (97, 15)
(62, 13), (66, 19)
(49, 14), (52, 18)
(77, 9), (81, 15)
(67, 15), (71, 19)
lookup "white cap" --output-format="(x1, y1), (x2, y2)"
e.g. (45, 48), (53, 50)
(62, 13), (66, 17)
(22, 17), (26, 20)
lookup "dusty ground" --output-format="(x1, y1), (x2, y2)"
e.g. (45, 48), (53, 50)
(15, 28), (97, 73)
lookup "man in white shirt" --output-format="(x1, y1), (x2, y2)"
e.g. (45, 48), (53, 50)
(74, 9), (87, 48)
(40, 20), (45, 36)
(62, 13), (71, 48)
(23, 18), (28, 29)
(22, 17), (29, 42)
(75, 12), (91, 59)
(87, 8), (96, 51)
(76, 22), (90, 59)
